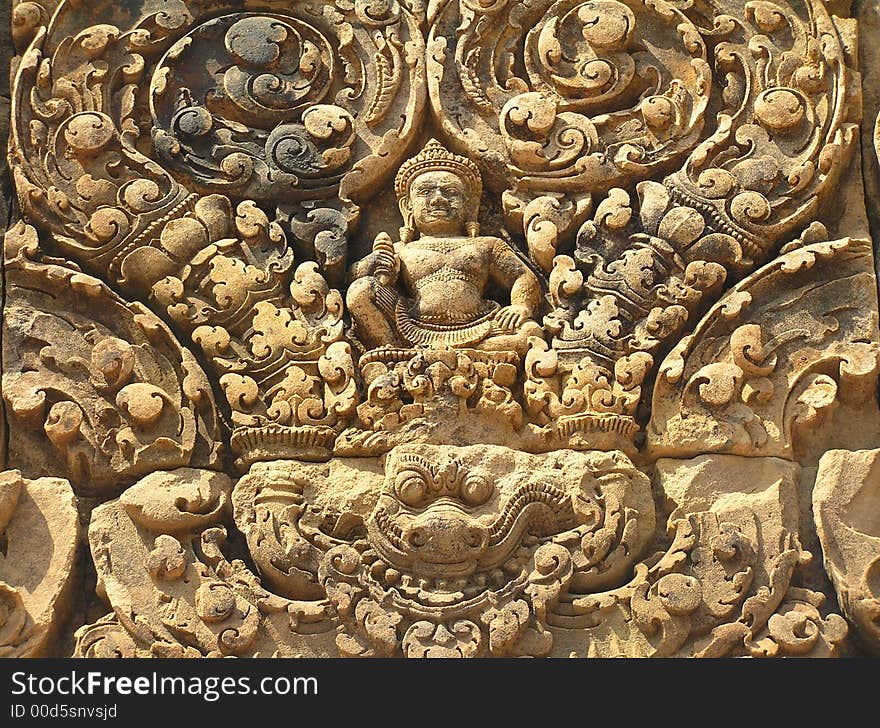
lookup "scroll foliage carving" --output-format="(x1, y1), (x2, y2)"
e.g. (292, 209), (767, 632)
(2, 222), (221, 492)
(426, 0), (859, 452)
(648, 238), (880, 459)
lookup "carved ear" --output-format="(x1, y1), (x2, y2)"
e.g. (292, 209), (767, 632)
(399, 195), (413, 225)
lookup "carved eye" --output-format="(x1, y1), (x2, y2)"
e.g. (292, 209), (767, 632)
(394, 469), (428, 507)
(460, 474), (493, 507)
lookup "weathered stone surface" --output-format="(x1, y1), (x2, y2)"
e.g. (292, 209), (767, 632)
(3, 0), (879, 657)
(657, 454), (803, 576)
(0, 470), (78, 656)
(650, 455), (849, 657)
(814, 449), (880, 654)
(2, 222), (222, 494)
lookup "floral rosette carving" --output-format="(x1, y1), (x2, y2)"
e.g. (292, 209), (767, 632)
(148, 3), (426, 277)
(12, 0), (427, 282)
(428, 0), (712, 270)
(150, 2), (426, 202)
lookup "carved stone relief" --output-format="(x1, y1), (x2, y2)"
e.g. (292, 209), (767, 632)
(814, 448), (880, 654)
(0, 470), (78, 657)
(3, 0), (880, 657)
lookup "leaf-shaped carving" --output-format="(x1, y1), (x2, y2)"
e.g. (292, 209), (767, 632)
(2, 223), (220, 493)
(649, 238), (880, 459)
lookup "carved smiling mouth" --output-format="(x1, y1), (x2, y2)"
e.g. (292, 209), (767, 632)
(367, 556), (529, 609)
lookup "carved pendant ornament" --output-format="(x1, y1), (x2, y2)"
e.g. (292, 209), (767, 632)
(3, 0), (879, 657)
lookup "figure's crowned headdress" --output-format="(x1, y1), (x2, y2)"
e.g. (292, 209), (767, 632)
(394, 139), (483, 202)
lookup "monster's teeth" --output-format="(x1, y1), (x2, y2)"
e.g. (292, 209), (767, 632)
(523, 534), (538, 547)
(502, 558), (521, 576)
(418, 578), (431, 591)
(452, 578), (468, 592)
(384, 568), (400, 586)
(437, 580), (448, 592)
(369, 559), (387, 578)
(400, 573), (414, 588)
(475, 574), (488, 588)
(490, 568), (505, 587)
(361, 548), (378, 563)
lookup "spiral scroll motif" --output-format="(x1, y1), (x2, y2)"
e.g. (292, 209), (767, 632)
(429, 0), (711, 195)
(10, 0), (426, 280)
(151, 13), (356, 200)
(5, 0), (869, 659)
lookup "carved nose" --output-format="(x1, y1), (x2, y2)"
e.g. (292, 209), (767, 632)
(403, 515), (489, 561)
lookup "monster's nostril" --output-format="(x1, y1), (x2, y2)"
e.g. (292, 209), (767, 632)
(466, 527), (486, 549)
(406, 527), (427, 549)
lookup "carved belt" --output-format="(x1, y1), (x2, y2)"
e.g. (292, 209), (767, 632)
(395, 300), (502, 348)
(371, 281), (505, 347)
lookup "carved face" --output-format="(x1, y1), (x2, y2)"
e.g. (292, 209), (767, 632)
(407, 171), (468, 236)
(361, 445), (655, 598)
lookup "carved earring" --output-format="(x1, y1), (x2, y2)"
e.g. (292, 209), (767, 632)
(399, 198), (415, 243)
(399, 226), (415, 244)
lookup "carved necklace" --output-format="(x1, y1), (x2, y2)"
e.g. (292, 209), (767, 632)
(409, 237), (479, 253)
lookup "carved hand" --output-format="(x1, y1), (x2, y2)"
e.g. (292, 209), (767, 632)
(494, 305), (530, 331)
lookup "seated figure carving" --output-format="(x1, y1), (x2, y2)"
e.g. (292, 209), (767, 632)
(347, 139), (543, 357)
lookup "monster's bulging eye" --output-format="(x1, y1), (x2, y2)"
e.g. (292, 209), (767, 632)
(460, 474), (493, 507)
(395, 469), (429, 507)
